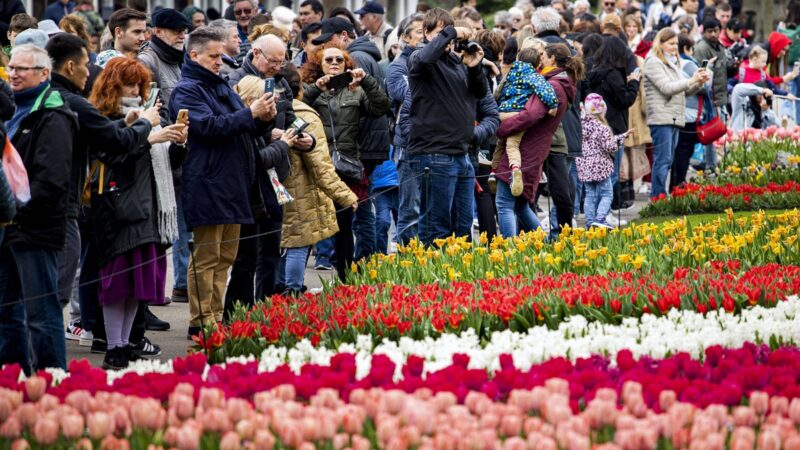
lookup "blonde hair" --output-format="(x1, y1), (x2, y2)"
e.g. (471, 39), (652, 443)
(234, 75), (264, 106)
(248, 23), (290, 43)
(652, 27), (678, 64)
(748, 45), (767, 60)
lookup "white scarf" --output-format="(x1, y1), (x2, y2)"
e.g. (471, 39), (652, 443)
(121, 97), (178, 244)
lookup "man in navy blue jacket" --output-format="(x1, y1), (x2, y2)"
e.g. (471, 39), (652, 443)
(407, 8), (487, 246)
(169, 27), (277, 338)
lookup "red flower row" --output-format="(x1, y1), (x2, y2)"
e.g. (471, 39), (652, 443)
(4, 344), (800, 413)
(667, 181), (800, 200)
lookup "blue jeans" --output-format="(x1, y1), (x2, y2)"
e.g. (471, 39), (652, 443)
(283, 246), (311, 291)
(570, 161), (583, 216)
(353, 197), (376, 260)
(172, 197), (190, 290)
(414, 153), (474, 246)
(0, 244), (67, 374)
(374, 187), (398, 254)
(314, 237), (334, 267)
(396, 148), (420, 245)
(649, 125), (680, 198)
(495, 180), (542, 237)
(583, 177), (613, 227)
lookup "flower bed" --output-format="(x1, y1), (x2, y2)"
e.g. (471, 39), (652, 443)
(206, 263), (800, 357)
(4, 345), (800, 449)
(640, 183), (800, 216)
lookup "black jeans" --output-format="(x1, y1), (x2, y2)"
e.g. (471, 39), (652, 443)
(671, 122), (698, 193)
(543, 152), (573, 234)
(224, 219), (282, 319)
(474, 159), (498, 241)
(334, 204), (355, 282)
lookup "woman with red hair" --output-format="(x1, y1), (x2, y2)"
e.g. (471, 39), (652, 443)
(88, 57), (188, 370)
(300, 42), (389, 282)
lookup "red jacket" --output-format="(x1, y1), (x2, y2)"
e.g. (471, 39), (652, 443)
(496, 68), (576, 202)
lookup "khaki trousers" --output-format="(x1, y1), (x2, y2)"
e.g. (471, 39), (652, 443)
(491, 112), (523, 171)
(188, 224), (240, 327)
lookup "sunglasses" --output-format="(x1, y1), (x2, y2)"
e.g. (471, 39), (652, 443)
(234, 8), (252, 16)
(324, 56), (345, 64)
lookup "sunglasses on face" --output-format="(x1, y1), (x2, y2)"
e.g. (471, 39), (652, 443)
(324, 56), (345, 64)
(234, 8), (252, 15)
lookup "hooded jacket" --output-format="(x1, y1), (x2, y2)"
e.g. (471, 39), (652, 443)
(586, 66), (640, 134)
(3, 84), (77, 251)
(643, 53), (703, 127)
(386, 45), (413, 150)
(767, 31), (792, 64)
(169, 56), (269, 230)
(50, 73), (152, 220)
(495, 68), (576, 203)
(348, 36), (391, 165)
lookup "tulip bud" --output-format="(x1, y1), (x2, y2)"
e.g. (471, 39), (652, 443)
(253, 430), (276, 450)
(10, 438), (30, 450)
(88, 412), (114, 440)
(75, 437), (94, 450)
(219, 431), (241, 450)
(32, 417), (59, 445)
(0, 416), (21, 439)
(24, 376), (46, 402)
(61, 413), (85, 439)
(659, 390), (677, 412)
(749, 391), (769, 416)
(177, 425), (200, 450)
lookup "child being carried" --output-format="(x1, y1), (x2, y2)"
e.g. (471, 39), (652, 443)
(489, 47), (559, 197)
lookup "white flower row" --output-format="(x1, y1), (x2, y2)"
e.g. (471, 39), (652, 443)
(44, 295), (800, 385)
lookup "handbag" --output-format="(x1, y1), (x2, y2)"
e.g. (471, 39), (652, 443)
(326, 98), (364, 183)
(696, 94), (726, 145)
(2, 136), (31, 205)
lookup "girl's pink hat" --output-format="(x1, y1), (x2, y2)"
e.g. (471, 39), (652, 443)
(584, 93), (607, 115)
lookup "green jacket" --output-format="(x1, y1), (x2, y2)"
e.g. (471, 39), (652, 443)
(302, 74), (390, 159)
(550, 123), (568, 154)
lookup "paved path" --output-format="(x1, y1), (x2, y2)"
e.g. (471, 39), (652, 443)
(65, 194), (651, 366)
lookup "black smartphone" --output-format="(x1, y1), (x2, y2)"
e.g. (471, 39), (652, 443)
(326, 72), (353, 91)
(290, 117), (309, 135)
(701, 59), (709, 69)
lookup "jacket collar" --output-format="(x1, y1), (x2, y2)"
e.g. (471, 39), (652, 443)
(50, 72), (81, 94)
(150, 35), (185, 66)
(181, 54), (227, 85)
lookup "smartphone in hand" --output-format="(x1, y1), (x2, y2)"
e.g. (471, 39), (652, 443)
(326, 72), (353, 91)
(265, 78), (275, 96)
(177, 109), (189, 126)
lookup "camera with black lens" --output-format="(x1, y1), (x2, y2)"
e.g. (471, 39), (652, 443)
(454, 40), (481, 55)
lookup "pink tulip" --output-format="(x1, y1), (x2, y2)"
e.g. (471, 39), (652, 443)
(131, 399), (162, 431)
(310, 388), (340, 409)
(66, 390), (92, 416)
(640, 427), (659, 449)
(770, 396), (789, 417)
(88, 411), (114, 440)
(533, 437), (558, 450)
(253, 430), (276, 450)
(0, 416), (21, 439)
(383, 390), (406, 415)
(111, 407), (132, 437)
(705, 432), (726, 450)
(659, 390), (677, 412)
(732, 407), (756, 427)
(499, 414), (522, 437)
(757, 430), (781, 450)
(38, 394), (59, 412)
(529, 387), (548, 413)
(61, 413), (85, 439)
(431, 392), (457, 413)
(785, 435), (800, 450)
(271, 384), (296, 401)
(544, 378), (569, 396)
(479, 412), (500, 430)
(690, 414), (717, 440)
(351, 435), (371, 450)
(348, 389), (366, 405)
(279, 420), (303, 448)
(172, 394), (194, 421)
(595, 388), (617, 404)
(524, 417), (543, 435)
(333, 433), (351, 450)
(24, 376), (46, 402)
(296, 442), (315, 450)
(387, 437), (409, 450)
(730, 427), (755, 450)
(75, 438), (94, 450)
(174, 383), (194, 398)
(342, 407), (365, 435)
(226, 398), (253, 423)
(503, 437), (526, 450)
(566, 432), (589, 450)
(177, 425), (200, 450)
(318, 413), (338, 440)
(0, 397), (11, 424)
(100, 435), (131, 450)
(32, 417), (59, 445)
(748, 391), (768, 416)
(10, 438), (30, 450)
(219, 431), (241, 450)
(15, 403), (37, 429)
(198, 388), (225, 410)
(301, 416), (321, 442)
(433, 432), (456, 450)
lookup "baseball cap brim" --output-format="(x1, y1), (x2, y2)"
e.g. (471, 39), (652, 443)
(311, 32), (334, 46)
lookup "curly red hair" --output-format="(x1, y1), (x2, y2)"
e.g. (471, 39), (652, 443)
(89, 57), (151, 117)
(300, 41), (357, 85)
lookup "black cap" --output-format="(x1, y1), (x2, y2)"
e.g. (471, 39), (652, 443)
(354, 1), (385, 15)
(152, 8), (193, 30)
(311, 17), (355, 45)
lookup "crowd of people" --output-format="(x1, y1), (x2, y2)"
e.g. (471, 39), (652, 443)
(0, 0), (798, 372)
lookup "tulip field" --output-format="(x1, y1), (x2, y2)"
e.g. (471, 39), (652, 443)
(3, 132), (800, 449)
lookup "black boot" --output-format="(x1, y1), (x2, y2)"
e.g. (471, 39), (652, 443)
(144, 306), (170, 331)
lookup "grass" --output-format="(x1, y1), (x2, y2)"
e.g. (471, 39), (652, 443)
(633, 209), (794, 226)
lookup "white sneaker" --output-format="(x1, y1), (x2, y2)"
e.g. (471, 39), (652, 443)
(571, 219), (577, 228)
(79, 330), (94, 347)
(591, 222), (614, 229)
(606, 214), (628, 227)
(65, 323), (84, 341)
(478, 152), (492, 166)
(540, 217), (551, 233)
(638, 182), (651, 195)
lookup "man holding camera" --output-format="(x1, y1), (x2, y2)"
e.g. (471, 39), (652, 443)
(407, 8), (487, 246)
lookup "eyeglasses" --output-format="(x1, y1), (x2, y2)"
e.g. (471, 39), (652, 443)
(265, 58), (287, 67)
(604, 2), (615, 5)
(233, 8), (252, 16)
(7, 65), (43, 73)
(324, 56), (345, 64)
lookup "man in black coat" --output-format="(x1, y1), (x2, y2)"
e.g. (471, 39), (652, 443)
(0, 44), (78, 374)
(0, 0), (25, 46)
(46, 33), (164, 357)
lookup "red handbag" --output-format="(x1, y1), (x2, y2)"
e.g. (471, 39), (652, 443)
(695, 97), (726, 145)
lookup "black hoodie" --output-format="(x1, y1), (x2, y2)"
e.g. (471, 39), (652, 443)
(348, 36), (391, 168)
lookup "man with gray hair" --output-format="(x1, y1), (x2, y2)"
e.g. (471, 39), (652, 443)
(208, 19), (241, 75)
(493, 10), (513, 38)
(0, 44), (78, 373)
(231, 0), (257, 62)
(168, 28), (278, 339)
(531, 7), (563, 41)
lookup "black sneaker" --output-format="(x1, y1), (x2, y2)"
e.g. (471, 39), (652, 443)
(187, 326), (202, 341)
(91, 339), (107, 354)
(129, 337), (161, 358)
(102, 347), (129, 370)
(144, 306), (170, 331)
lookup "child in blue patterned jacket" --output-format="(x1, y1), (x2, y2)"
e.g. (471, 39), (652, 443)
(489, 47), (559, 197)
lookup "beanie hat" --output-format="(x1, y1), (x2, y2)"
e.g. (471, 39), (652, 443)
(584, 93), (607, 115)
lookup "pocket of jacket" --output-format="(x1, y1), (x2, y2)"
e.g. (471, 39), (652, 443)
(106, 184), (148, 224)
